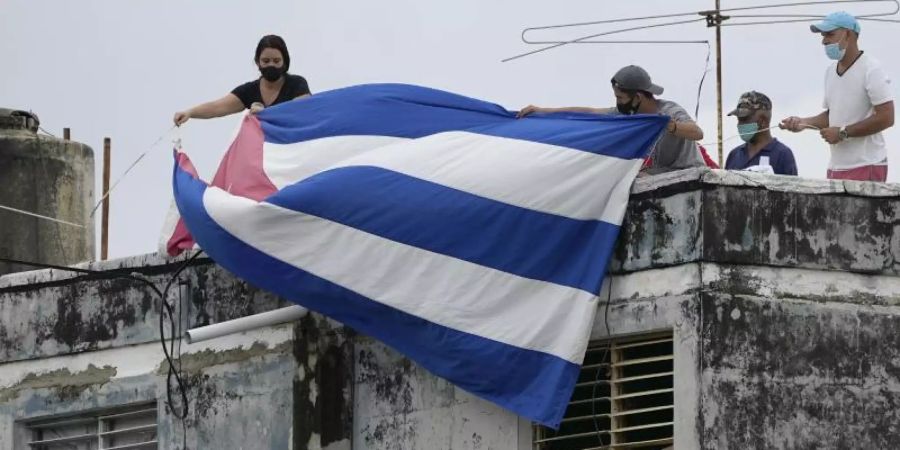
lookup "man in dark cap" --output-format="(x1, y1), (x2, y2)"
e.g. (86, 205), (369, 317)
(519, 65), (705, 174)
(725, 91), (798, 175)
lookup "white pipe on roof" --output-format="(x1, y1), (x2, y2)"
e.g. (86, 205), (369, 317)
(184, 305), (308, 344)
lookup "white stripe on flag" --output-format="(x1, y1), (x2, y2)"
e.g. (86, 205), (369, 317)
(264, 135), (404, 190)
(263, 132), (643, 223)
(203, 186), (598, 364)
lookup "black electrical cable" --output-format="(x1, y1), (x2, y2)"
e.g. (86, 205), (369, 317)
(37, 127), (58, 139)
(1, 252), (202, 449)
(0, 257), (98, 275)
(695, 42), (712, 120)
(131, 250), (203, 421)
(177, 278), (188, 450)
(591, 276), (614, 447)
(125, 250), (200, 450)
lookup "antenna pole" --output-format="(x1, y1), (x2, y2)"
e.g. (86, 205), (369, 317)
(716, 0), (724, 166)
(703, 2), (729, 165)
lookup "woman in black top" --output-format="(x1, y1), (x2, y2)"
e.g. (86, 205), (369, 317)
(173, 35), (311, 126)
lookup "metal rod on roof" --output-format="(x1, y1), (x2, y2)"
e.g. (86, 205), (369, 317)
(503, 18), (707, 62)
(520, 40), (710, 45)
(101, 137), (111, 260)
(184, 305), (308, 344)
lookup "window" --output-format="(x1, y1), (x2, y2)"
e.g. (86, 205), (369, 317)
(534, 332), (674, 450)
(25, 403), (158, 450)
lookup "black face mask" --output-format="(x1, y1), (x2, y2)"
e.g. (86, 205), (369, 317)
(260, 66), (284, 82)
(616, 95), (641, 115)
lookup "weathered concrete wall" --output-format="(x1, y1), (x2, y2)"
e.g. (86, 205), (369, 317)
(293, 313), (355, 450)
(348, 161), (900, 449)
(697, 264), (900, 450)
(604, 169), (900, 449)
(164, 325), (297, 450)
(0, 254), (353, 450)
(0, 322), (298, 450)
(612, 169), (900, 276)
(595, 262), (900, 450)
(354, 337), (531, 450)
(2, 169), (900, 450)
(0, 253), (289, 363)
(699, 292), (900, 449)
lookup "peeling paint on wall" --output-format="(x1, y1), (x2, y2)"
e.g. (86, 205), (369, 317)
(0, 364), (115, 402)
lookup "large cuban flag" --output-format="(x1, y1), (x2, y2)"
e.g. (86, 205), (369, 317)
(169, 83), (666, 427)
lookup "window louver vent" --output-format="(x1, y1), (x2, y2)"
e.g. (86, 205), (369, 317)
(534, 332), (674, 450)
(25, 403), (158, 450)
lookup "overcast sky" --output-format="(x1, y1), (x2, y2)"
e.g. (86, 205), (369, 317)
(2, 0), (899, 259)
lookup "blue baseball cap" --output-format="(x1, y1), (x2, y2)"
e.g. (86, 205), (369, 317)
(810, 11), (861, 34)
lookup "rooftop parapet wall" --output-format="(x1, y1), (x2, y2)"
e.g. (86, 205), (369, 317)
(1, 169), (897, 364)
(0, 253), (290, 363)
(3, 170), (900, 450)
(613, 168), (900, 276)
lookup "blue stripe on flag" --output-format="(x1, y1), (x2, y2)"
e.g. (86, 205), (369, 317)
(265, 165), (619, 293)
(173, 162), (580, 428)
(258, 83), (667, 159)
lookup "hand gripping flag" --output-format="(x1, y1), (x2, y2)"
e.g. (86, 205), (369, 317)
(170, 83), (666, 427)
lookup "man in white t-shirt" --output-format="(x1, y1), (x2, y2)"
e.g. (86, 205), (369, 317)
(781, 11), (895, 182)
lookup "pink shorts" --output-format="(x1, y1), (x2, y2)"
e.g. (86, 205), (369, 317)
(827, 165), (888, 182)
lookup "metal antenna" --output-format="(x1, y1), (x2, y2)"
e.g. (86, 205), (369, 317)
(503, 0), (900, 165)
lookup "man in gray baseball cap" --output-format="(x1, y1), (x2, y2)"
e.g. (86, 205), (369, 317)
(519, 65), (706, 174)
(610, 64), (665, 99)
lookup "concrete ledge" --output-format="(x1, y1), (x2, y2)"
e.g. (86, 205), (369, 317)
(0, 251), (202, 290)
(631, 168), (900, 197)
(615, 168), (900, 276)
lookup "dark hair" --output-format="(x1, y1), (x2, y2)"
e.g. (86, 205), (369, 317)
(255, 35), (291, 72)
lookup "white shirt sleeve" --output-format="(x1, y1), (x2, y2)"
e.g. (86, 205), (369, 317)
(866, 61), (894, 106)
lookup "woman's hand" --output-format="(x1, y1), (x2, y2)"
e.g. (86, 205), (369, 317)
(173, 111), (191, 126)
(249, 102), (265, 115)
(517, 105), (545, 118)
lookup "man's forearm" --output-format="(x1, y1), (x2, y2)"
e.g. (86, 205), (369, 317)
(846, 102), (894, 137)
(547, 106), (615, 114)
(846, 115), (890, 137)
(802, 111), (830, 130)
(672, 121), (703, 141)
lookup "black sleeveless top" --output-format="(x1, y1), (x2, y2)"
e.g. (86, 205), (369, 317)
(230, 74), (311, 108)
